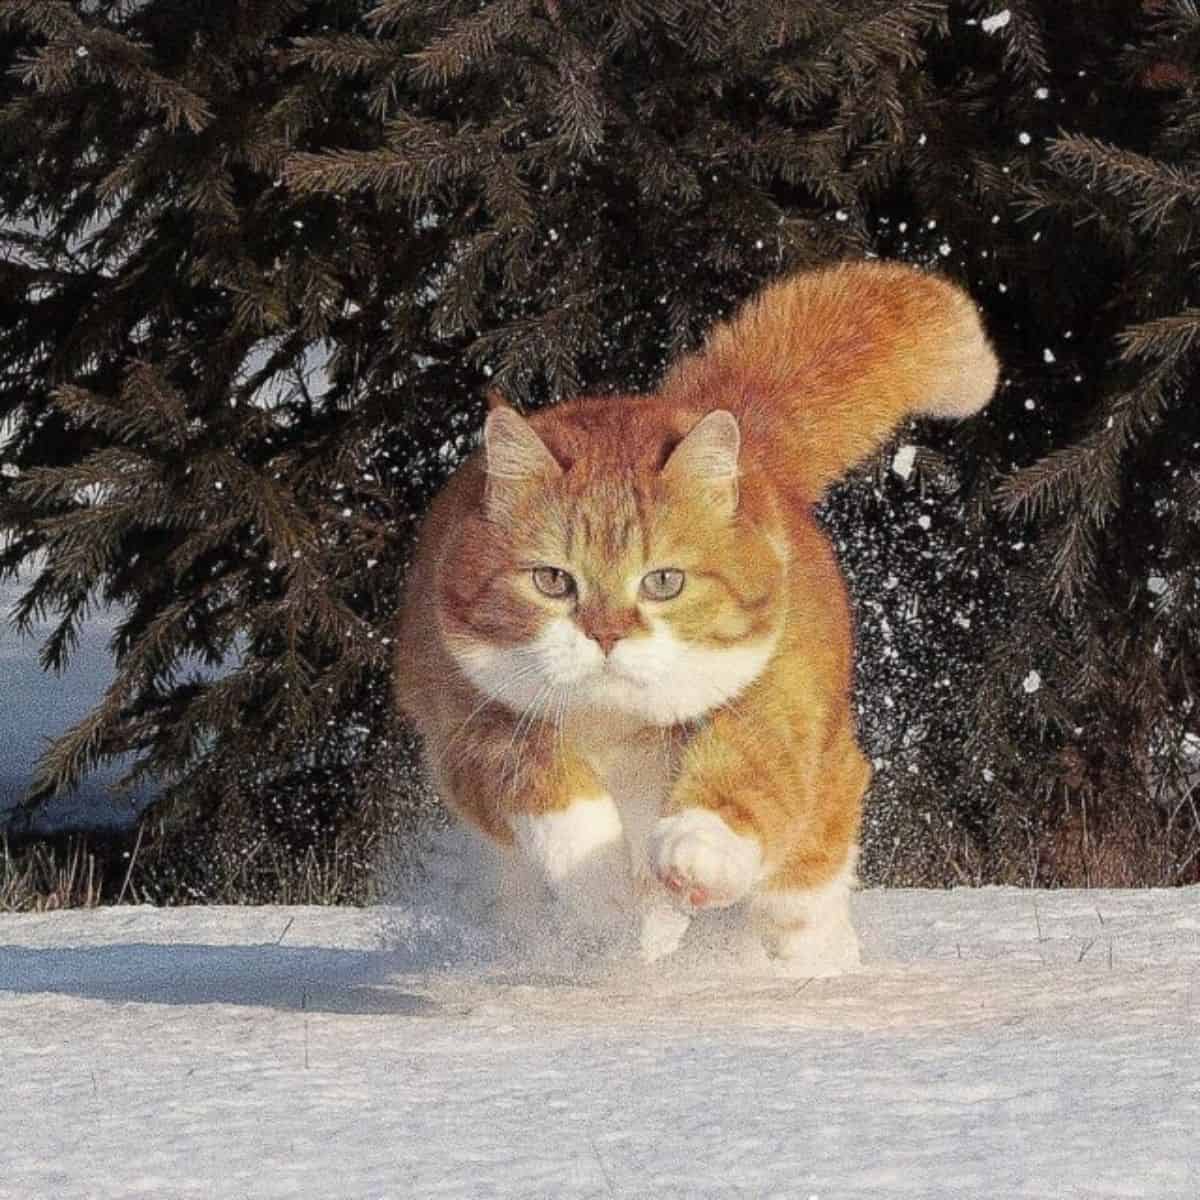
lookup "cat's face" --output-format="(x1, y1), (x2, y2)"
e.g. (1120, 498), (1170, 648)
(438, 407), (785, 726)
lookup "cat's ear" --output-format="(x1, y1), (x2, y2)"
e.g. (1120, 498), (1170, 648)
(482, 404), (561, 517)
(662, 409), (740, 514)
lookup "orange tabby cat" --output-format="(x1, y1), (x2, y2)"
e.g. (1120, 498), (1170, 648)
(395, 261), (997, 971)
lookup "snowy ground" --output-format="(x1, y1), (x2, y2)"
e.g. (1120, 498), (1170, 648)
(2, 886), (1198, 1199)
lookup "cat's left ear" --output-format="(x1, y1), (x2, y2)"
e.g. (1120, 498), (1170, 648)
(482, 404), (562, 519)
(662, 409), (740, 515)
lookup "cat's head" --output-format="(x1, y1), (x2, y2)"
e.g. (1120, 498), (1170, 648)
(437, 403), (785, 726)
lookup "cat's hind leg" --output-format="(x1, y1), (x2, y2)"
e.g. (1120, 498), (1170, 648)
(748, 849), (861, 976)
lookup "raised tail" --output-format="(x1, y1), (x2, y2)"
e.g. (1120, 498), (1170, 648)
(658, 261), (999, 500)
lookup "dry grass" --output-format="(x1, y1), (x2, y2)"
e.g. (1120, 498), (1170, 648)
(0, 829), (384, 911)
(0, 836), (106, 912)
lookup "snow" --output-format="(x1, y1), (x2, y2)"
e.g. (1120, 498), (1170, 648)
(981, 10), (1012, 34)
(3, 887), (1199, 1198)
(891, 443), (917, 480)
(1022, 669), (1041, 693)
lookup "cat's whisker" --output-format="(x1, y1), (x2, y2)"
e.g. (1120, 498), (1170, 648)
(430, 660), (548, 773)
(500, 678), (556, 799)
(554, 684), (572, 760)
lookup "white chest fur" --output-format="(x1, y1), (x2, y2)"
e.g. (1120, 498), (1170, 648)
(560, 708), (678, 876)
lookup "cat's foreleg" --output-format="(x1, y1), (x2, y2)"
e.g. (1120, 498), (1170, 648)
(510, 793), (637, 929)
(647, 807), (765, 909)
(438, 732), (637, 933)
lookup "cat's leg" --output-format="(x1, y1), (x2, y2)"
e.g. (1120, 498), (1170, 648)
(433, 718), (638, 932)
(748, 848), (861, 976)
(510, 793), (637, 930)
(605, 743), (695, 961)
(647, 807), (765, 909)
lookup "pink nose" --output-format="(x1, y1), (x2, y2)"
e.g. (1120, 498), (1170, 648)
(592, 631), (621, 655)
(580, 608), (637, 655)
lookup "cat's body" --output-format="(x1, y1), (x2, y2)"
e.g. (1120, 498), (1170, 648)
(396, 261), (998, 971)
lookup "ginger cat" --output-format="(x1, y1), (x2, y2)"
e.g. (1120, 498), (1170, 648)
(395, 261), (998, 971)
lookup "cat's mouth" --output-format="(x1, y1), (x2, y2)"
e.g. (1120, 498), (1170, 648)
(597, 658), (648, 687)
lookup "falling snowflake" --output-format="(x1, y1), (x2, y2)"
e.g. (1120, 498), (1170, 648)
(892, 444), (917, 480)
(981, 10), (1012, 34)
(1022, 670), (1041, 695)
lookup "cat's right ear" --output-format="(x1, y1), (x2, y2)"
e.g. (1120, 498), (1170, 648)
(482, 405), (561, 518)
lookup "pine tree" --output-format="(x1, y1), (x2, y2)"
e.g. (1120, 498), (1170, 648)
(0, 0), (421, 857)
(1, 0), (1197, 886)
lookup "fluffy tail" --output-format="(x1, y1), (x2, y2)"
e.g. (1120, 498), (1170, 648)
(658, 261), (998, 500)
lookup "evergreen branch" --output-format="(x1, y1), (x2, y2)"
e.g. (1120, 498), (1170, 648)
(10, 449), (160, 506)
(431, 231), (499, 339)
(407, 0), (530, 87)
(1117, 310), (1200, 364)
(365, 0), (461, 36)
(995, 442), (1091, 522)
(283, 115), (485, 199)
(0, 0), (84, 40)
(35, 503), (146, 586)
(481, 154), (535, 233)
(51, 368), (188, 449)
(25, 691), (123, 803)
(1046, 134), (1200, 232)
(15, 27), (214, 133)
(972, 0), (1050, 83)
(550, 42), (608, 155)
(833, 2), (943, 80)
(287, 34), (402, 78)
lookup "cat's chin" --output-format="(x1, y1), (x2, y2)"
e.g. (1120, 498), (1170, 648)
(571, 673), (694, 726)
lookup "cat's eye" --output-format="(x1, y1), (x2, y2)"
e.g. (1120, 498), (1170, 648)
(532, 566), (576, 599)
(640, 568), (685, 601)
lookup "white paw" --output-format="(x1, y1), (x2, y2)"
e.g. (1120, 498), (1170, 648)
(510, 796), (633, 927)
(648, 809), (763, 909)
(638, 901), (692, 964)
(750, 860), (861, 976)
(766, 919), (861, 977)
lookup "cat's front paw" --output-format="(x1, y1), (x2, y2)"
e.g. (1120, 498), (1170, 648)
(511, 795), (634, 928)
(649, 809), (763, 909)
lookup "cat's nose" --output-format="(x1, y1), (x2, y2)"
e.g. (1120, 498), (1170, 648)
(579, 608), (637, 656)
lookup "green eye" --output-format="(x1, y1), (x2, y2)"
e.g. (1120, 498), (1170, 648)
(532, 566), (576, 599)
(641, 568), (685, 601)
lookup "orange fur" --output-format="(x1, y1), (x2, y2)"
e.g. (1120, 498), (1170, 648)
(395, 261), (997, 961)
